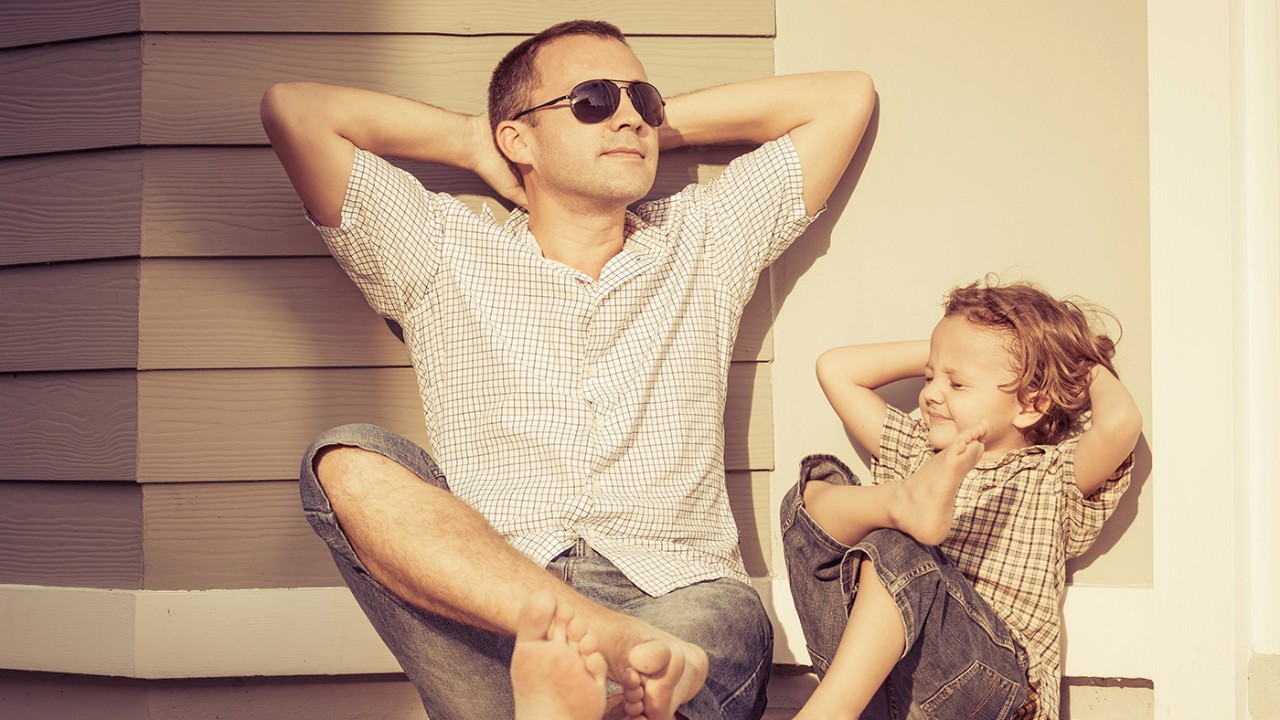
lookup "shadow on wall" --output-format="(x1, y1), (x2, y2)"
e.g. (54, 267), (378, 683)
(1067, 434), (1150, 577)
(772, 94), (881, 316)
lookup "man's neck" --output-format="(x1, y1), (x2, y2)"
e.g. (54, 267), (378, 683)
(525, 195), (629, 281)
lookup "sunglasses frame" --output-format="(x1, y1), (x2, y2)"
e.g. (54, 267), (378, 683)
(511, 78), (665, 127)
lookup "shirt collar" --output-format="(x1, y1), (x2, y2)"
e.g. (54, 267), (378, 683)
(975, 444), (1047, 470)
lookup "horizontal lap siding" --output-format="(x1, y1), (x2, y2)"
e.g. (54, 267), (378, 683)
(0, 34), (769, 156)
(0, 36), (141, 157)
(0, 150), (143, 266)
(0, 470), (770, 590)
(0, 371), (139, 482)
(134, 364), (773, 482)
(137, 257), (772, 369)
(1, 254), (770, 381)
(0, 145), (750, 266)
(0, 0), (138, 49)
(140, 35), (772, 145)
(136, 0), (773, 36)
(0, 260), (140, 371)
(0, 483), (143, 588)
(0, 5), (780, 695)
(0, 1), (773, 50)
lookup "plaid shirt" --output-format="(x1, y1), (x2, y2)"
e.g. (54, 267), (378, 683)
(313, 136), (814, 596)
(874, 406), (1133, 720)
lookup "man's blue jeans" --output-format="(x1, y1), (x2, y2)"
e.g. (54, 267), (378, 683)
(299, 423), (773, 720)
(780, 454), (1030, 719)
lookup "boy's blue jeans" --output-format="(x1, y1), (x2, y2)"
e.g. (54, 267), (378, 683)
(780, 454), (1031, 720)
(298, 423), (773, 720)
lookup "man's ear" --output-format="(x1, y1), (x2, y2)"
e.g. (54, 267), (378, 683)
(1012, 395), (1046, 431)
(495, 120), (533, 166)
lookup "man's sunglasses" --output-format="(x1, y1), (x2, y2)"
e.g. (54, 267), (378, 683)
(512, 79), (666, 127)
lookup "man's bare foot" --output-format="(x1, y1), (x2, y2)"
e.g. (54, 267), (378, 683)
(512, 590), (608, 720)
(888, 423), (986, 545)
(604, 625), (707, 720)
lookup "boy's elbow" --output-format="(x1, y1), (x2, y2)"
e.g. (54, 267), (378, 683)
(1101, 404), (1144, 452)
(1122, 406), (1144, 446)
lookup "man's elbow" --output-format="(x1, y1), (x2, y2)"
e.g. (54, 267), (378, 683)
(259, 82), (314, 140)
(844, 71), (875, 99)
(837, 71), (875, 126)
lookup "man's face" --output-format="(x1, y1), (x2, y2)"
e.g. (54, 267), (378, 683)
(518, 35), (660, 210)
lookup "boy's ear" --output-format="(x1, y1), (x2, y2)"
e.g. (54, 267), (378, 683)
(1012, 395), (1047, 431)
(495, 120), (533, 166)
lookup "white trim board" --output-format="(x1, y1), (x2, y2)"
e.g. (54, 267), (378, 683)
(0, 581), (1154, 680)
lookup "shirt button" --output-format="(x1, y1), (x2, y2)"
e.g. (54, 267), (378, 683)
(584, 366), (598, 379)
(592, 416), (604, 432)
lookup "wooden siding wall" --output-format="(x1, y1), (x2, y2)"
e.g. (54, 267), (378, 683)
(0, 0), (778, 711)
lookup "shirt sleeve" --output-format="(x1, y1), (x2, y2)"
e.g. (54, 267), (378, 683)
(308, 148), (446, 324)
(871, 405), (932, 485)
(1050, 436), (1135, 558)
(684, 135), (820, 306)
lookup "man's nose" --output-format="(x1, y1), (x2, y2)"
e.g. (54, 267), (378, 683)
(609, 89), (644, 129)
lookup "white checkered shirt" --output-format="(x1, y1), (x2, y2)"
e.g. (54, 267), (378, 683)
(874, 406), (1134, 720)
(313, 136), (815, 596)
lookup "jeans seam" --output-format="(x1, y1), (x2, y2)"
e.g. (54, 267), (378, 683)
(920, 660), (1022, 720)
(940, 583), (1021, 659)
(793, 505), (856, 555)
(717, 648), (769, 717)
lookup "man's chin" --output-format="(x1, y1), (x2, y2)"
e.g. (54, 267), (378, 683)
(616, 181), (657, 207)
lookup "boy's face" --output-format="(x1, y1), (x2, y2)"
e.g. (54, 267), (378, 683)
(919, 316), (1038, 458)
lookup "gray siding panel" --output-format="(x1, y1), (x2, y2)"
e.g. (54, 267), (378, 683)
(0, 36), (141, 157)
(0, 150), (143, 267)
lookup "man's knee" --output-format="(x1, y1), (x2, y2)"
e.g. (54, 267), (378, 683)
(300, 423), (445, 505)
(313, 444), (378, 491)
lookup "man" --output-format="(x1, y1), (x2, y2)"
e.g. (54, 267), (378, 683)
(260, 19), (874, 720)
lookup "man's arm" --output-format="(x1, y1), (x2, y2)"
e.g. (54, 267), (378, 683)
(259, 82), (525, 227)
(815, 340), (929, 458)
(658, 71), (875, 215)
(1072, 366), (1143, 495)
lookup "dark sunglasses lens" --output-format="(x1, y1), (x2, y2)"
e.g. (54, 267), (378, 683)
(569, 80), (619, 123)
(628, 82), (665, 126)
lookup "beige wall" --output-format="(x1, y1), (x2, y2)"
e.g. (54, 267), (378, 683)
(770, 1), (1152, 587)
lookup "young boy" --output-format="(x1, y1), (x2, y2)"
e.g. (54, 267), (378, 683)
(781, 280), (1143, 719)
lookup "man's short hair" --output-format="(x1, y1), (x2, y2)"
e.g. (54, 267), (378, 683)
(487, 20), (628, 137)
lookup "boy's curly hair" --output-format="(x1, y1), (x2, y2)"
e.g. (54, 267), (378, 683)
(944, 277), (1120, 446)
